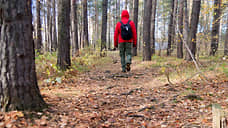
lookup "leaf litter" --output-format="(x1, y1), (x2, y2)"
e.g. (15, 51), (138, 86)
(0, 56), (227, 128)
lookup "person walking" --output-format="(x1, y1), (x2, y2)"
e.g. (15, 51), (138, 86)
(114, 10), (137, 72)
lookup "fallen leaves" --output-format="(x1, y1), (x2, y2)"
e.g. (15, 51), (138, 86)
(0, 55), (228, 128)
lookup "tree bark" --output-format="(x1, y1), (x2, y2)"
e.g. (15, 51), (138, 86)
(79, 7), (83, 49)
(185, 0), (201, 61)
(36, 0), (43, 53)
(125, 0), (128, 9)
(101, 0), (108, 56)
(49, 15), (53, 51)
(108, 12), (111, 50)
(139, 17), (143, 52)
(117, 0), (120, 21)
(44, 0), (48, 51)
(143, 0), (152, 61)
(0, 17), (1, 37)
(203, 0), (210, 56)
(132, 0), (139, 56)
(167, 0), (175, 56)
(48, 0), (53, 52)
(0, 11), (1, 36)
(183, 0), (189, 60)
(57, 0), (71, 70)
(83, 0), (89, 47)
(46, 0), (51, 52)
(129, 0), (134, 18)
(0, 0), (46, 111)
(150, 0), (157, 55)
(172, 0), (178, 53)
(52, 0), (58, 52)
(138, 1), (144, 53)
(225, 15), (228, 56)
(210, 0), (221, 56)
(72, 0), (79, 56)
(94, 0), (99, 48)
(177, 0), (184, 58)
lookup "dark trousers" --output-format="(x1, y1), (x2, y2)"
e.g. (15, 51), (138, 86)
(119, 42), (132, 72)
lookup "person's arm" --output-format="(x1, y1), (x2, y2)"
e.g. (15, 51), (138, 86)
(114, 23), (120, 48)
(131, 22), (137, 47)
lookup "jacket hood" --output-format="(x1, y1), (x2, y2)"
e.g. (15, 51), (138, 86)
(121, 10), (129, 19)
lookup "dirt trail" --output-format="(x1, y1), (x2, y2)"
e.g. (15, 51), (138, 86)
(33, 53), (228, 127)
(42, 52), (163, 99)
(40, 53), (173, 127)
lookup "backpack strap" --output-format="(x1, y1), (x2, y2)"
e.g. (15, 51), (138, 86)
(120, 20), (131, 25)
(120, 21), (123, 25)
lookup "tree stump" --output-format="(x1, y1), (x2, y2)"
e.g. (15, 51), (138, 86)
(212, 104), (227, 128)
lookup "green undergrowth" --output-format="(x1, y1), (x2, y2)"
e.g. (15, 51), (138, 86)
(35, 48), (111, 85)
(134, 54), (227, 83)
(199, 55), (228, 76)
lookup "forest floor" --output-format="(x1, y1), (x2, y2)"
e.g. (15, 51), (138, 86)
(0, 51), (228, 128)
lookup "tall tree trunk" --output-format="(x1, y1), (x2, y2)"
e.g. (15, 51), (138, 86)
(185, 0), (201, 61)
(94, 0), (99, 48)
(83, 0), (89, 47)
(46, 0), (51, 52)
(101, 0), (108, 56)
(125, 0), (128, 9)
(132, 0), (139, 56)
(167, 0), (175, 56)
(57, 0), (71, 70)
(36, 0), (42, 53)
(184, 0), (190, 60)
(143, 0), (152, 61)
(0, 24), (1, 38)
(49, 15), (53, 52)
(150, 0), (157, 55)
(52, 0), (58, 52)
(210, 0), (221, 56)
(225, 16), (228, 56)
(115, 0), (118, 24)
(139, 17), (143, 53)
(44, 0), (48, 52)
(129, 0), (134, 18)
(117, 0), (120, 21)
(172, 0), (178, 53)
(0, 11), (1, 36)
(72, 0), (79, 55)
(0, 16), (1, 36)
(138, 1), (144, 53)
(160, 15), (167, 57)
(108, 12), (111, 50)
(0, 0), (46, 111)
(50, 1), (53, 51)
(79, 7), (83, 49)
(177, 0), (184, 58)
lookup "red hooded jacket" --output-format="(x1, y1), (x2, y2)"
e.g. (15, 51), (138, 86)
(114, 10), (137, 47)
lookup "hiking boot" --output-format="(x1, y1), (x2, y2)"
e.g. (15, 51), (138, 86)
(126, 63), (131, 72)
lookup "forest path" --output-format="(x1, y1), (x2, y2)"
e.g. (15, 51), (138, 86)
(38, 52), (227, 127)
(42, 52), (165, 100)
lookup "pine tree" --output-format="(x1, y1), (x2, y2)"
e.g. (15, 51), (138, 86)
(57, 0), (71, 70)
(36, 0), (42, 53)
(210, 0), (221, 56)
(0, 0), (46, 111)
(132, 0), (139, 56)
(83, 0), (89, 47)
(151, 0), (157, 55)
(185, 0), (201, 61)
(101, 0), (108, 56)
(143, 0), (153, 61)
(177, 0), (184, 58)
